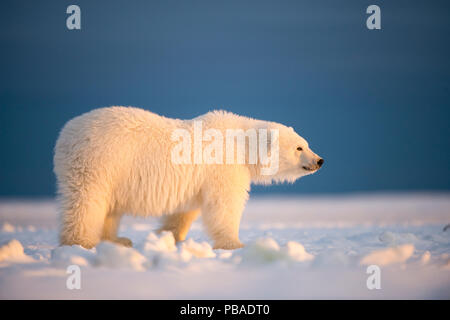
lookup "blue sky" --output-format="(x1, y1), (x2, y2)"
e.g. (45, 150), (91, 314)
(0, 0), (449, 196)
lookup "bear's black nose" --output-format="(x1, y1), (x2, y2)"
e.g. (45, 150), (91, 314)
(317, 158), (324, 167)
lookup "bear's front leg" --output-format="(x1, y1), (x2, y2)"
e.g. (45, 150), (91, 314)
(203, 203), (245, 249)
(201, 167), (250, 250)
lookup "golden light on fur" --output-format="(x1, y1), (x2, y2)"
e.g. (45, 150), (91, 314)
(54, 107), (322, 249)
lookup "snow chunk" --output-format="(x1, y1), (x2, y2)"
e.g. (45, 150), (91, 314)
(239, 238), (314, 265)
(285, 241), (314, 262)
(143, 232), (177, 253)
(140, 232), (215, 266)
(140, 232), (180, 268)
(2, 223), (15, 233)
(180, 239), (216, 260)
(360, 244), (414, 266)
(286, 241), (314, 262)
(94, 242), (148, 271)
(51, 245), (95, 267)
(0, 239), (34, 264)
(240, 238), (284, 264)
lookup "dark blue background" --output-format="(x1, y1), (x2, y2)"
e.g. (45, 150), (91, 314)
(1, 0), (449, 197)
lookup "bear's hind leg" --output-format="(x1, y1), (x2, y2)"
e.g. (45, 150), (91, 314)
(101, 212), (132, 247)
(59, 196), (109, 249)
(157, 209), (200, 242)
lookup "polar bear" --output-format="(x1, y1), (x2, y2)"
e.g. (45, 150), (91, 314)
(54, 107), (323, 250)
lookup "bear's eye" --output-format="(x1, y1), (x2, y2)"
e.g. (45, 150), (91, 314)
(297, 147), (303, 151)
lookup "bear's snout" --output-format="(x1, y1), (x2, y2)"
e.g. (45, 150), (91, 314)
(317, 158), (324, 167)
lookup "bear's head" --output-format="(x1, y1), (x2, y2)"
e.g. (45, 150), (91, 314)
(251, 122), (324, 184)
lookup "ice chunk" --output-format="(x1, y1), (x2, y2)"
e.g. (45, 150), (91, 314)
(239, 238), (284, 264)
(360, 244), (414, 266)
(1, 223), (15, 233)
(284, 241), (314, 262)
(51, 245), (95, 267)
(94, 242), (148, 271)
(239, 238), (313, 265)
(143, 231), (177, 253)
(180, 238), (216, 261)
(0, 239), (34, 264)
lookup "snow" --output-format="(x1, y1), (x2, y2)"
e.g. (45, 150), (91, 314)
(180, 238), (216, 259)
(359, 244), (415, 266)
(51, 245), (94, 267)
(236, 238), (314, 265)
(94, 242), (147, 271)
(0, 193), (449, 299)
(0, 239), (35, 266)
(2, 222), (15, 233)
(285, 241), (315, 262)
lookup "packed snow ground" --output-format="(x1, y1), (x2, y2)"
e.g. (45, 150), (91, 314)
(0, 193), (449, 299)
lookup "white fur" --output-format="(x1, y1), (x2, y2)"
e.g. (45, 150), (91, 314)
(54, 107), (322, 249)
